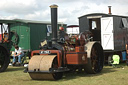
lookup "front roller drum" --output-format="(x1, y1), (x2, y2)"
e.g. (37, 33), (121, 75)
(28, 55), (63, 80)
(84, 42), (104, 73)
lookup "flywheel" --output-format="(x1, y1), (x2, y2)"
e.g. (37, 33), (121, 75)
(0, 45), (10, 72)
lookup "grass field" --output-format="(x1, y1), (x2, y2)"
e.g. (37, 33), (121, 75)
(0, 64), (128, 85)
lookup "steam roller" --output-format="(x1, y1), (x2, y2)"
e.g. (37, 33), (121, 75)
(26, 4), (104, 80)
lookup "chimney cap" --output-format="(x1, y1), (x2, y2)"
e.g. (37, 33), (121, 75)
(50, 4), (58, 8)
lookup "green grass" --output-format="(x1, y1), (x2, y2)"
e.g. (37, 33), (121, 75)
(0, 64), (128, 85)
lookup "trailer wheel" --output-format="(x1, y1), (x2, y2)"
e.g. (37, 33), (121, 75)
(108, 55), (113, 66)
(0, 45), (10, 72)
(127, 60), (128, 66)
(84, 42), (104, 73)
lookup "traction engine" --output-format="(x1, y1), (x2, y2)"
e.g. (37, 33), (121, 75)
(27, 4), (104, 80)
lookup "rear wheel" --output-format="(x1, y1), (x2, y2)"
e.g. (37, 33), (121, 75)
(0, 45), (10, 72)
(84, 42), (104, 73)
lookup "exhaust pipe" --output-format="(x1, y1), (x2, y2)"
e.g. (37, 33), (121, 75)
(108, 6), (112, 14)
(50, 4), (58, 42)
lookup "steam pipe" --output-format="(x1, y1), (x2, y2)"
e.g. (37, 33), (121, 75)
(50, 4), (58, 42)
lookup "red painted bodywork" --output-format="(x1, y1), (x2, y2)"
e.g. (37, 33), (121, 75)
(65, 46), (87, 65)
(31, 46), (87, 66)
(65, 52), (87, 64)
(0, 34), (2, 41)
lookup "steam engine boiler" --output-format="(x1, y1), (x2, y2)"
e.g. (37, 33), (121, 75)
(27, 4), (104, 80)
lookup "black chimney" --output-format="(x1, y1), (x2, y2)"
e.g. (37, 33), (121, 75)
(50, 4), (58, 42)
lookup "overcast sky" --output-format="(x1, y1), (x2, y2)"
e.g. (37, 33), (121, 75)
(0, 0), (128, 25)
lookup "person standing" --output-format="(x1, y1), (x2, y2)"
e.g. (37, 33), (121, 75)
(12, 45), (24, 65)
(126, 42), (128, 65)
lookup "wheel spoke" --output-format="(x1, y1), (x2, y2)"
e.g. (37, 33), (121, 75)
(91, 47), (98, 70)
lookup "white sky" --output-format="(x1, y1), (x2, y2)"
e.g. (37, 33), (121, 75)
(0, 0), (128, 25)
